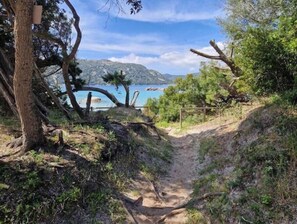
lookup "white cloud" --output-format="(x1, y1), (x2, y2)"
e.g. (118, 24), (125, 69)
(96, 0), (224, 23)
(79, 42), (184, 55)
(108, 42), (226, 75)
(112, 9), (223, 23)
(69, 0), (226, 75)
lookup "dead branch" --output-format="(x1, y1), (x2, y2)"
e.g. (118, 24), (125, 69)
(130, 90), (140, 107)
(43, 67), (62, 78)
(190, 49), (221, 60)
(73, 86), (124, 107)
(190, 40), (242, 78)
(119, 191), (225, 222)
(64, 0), (81, 61)
(142, 174), (164, 202)
(34, 64), (72, 120)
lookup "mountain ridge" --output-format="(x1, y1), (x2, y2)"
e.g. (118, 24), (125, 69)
(77, 59), (172, 85)
(45, 59), (184, 85)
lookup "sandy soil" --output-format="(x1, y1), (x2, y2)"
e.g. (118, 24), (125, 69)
(124, 122), (229, 223)
(124, 105), (259, 223)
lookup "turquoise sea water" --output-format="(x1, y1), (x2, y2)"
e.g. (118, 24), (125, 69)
(71, 84), (169, 108)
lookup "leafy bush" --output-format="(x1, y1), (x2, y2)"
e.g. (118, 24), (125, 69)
(145, 62), (237, 122)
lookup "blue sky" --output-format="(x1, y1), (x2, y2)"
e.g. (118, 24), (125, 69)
(70, 0), (226, 75)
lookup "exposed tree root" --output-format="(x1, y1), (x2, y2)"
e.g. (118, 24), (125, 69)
(120, 192), (225, 222)
(157, 192), (225, 223)
(142, 175), (164, 202)
(157, 208), (186, 223)
(0, 147), (22, 159)
(6, 136), (22, 148)
(173, 192), (225, 210)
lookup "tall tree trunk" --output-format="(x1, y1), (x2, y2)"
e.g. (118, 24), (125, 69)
(14, 0), (44, 151)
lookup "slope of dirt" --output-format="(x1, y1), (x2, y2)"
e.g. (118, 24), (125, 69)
(0, 109), (173, 224)
(123, 104), (260, 223)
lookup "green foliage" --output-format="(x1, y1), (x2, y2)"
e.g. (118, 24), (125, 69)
(221, 0), (297, 96)
(186, 209), (208, 224)
(198, 137), (220, 162)
(190, 105), (297, 223)
(237, 27), (297, 94)
(56, 187), (82, 211)
(102, 70), (131, 90)
(146, 62), (235, 122)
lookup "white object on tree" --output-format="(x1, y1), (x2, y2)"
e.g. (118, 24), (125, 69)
(33, 5), (42, 24)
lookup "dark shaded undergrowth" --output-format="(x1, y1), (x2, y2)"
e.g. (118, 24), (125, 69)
(0, 108), (172, 224)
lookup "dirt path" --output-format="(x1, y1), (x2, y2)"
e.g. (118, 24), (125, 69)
(124, 121), (229, 223)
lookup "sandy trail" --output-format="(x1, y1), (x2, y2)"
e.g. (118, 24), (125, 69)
(125, 121), (227, 223)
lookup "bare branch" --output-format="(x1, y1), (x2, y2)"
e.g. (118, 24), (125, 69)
(190, 49), (221, 60)
(64, 0), (81, 61)
(191, 40), (242, 77)
(73, 86), (124, 107)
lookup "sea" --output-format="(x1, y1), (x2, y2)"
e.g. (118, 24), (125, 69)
(69, 84), (169, 109)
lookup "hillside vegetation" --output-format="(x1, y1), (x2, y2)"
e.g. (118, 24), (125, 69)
(0, 108), (172, 223)
(1, 0), (297, 223)
(186, 101), (297, 223)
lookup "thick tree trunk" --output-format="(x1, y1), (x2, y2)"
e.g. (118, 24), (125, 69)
(14, 0), (44, 151)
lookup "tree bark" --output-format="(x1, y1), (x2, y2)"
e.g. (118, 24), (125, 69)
(73, 86), (124, 107)
(130, 90), (139, 107)
(0, 78), (18, 117)
(60, 0), (84, 119)
(33, 64), (72, 120)
(34, 0), (85, 120)
(85, 92), (92, 118)
(14, 0), (44, 151)
(62, 61), (85, 119)
(190, 40), (242, 77)
(123, 84), (130, 107)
